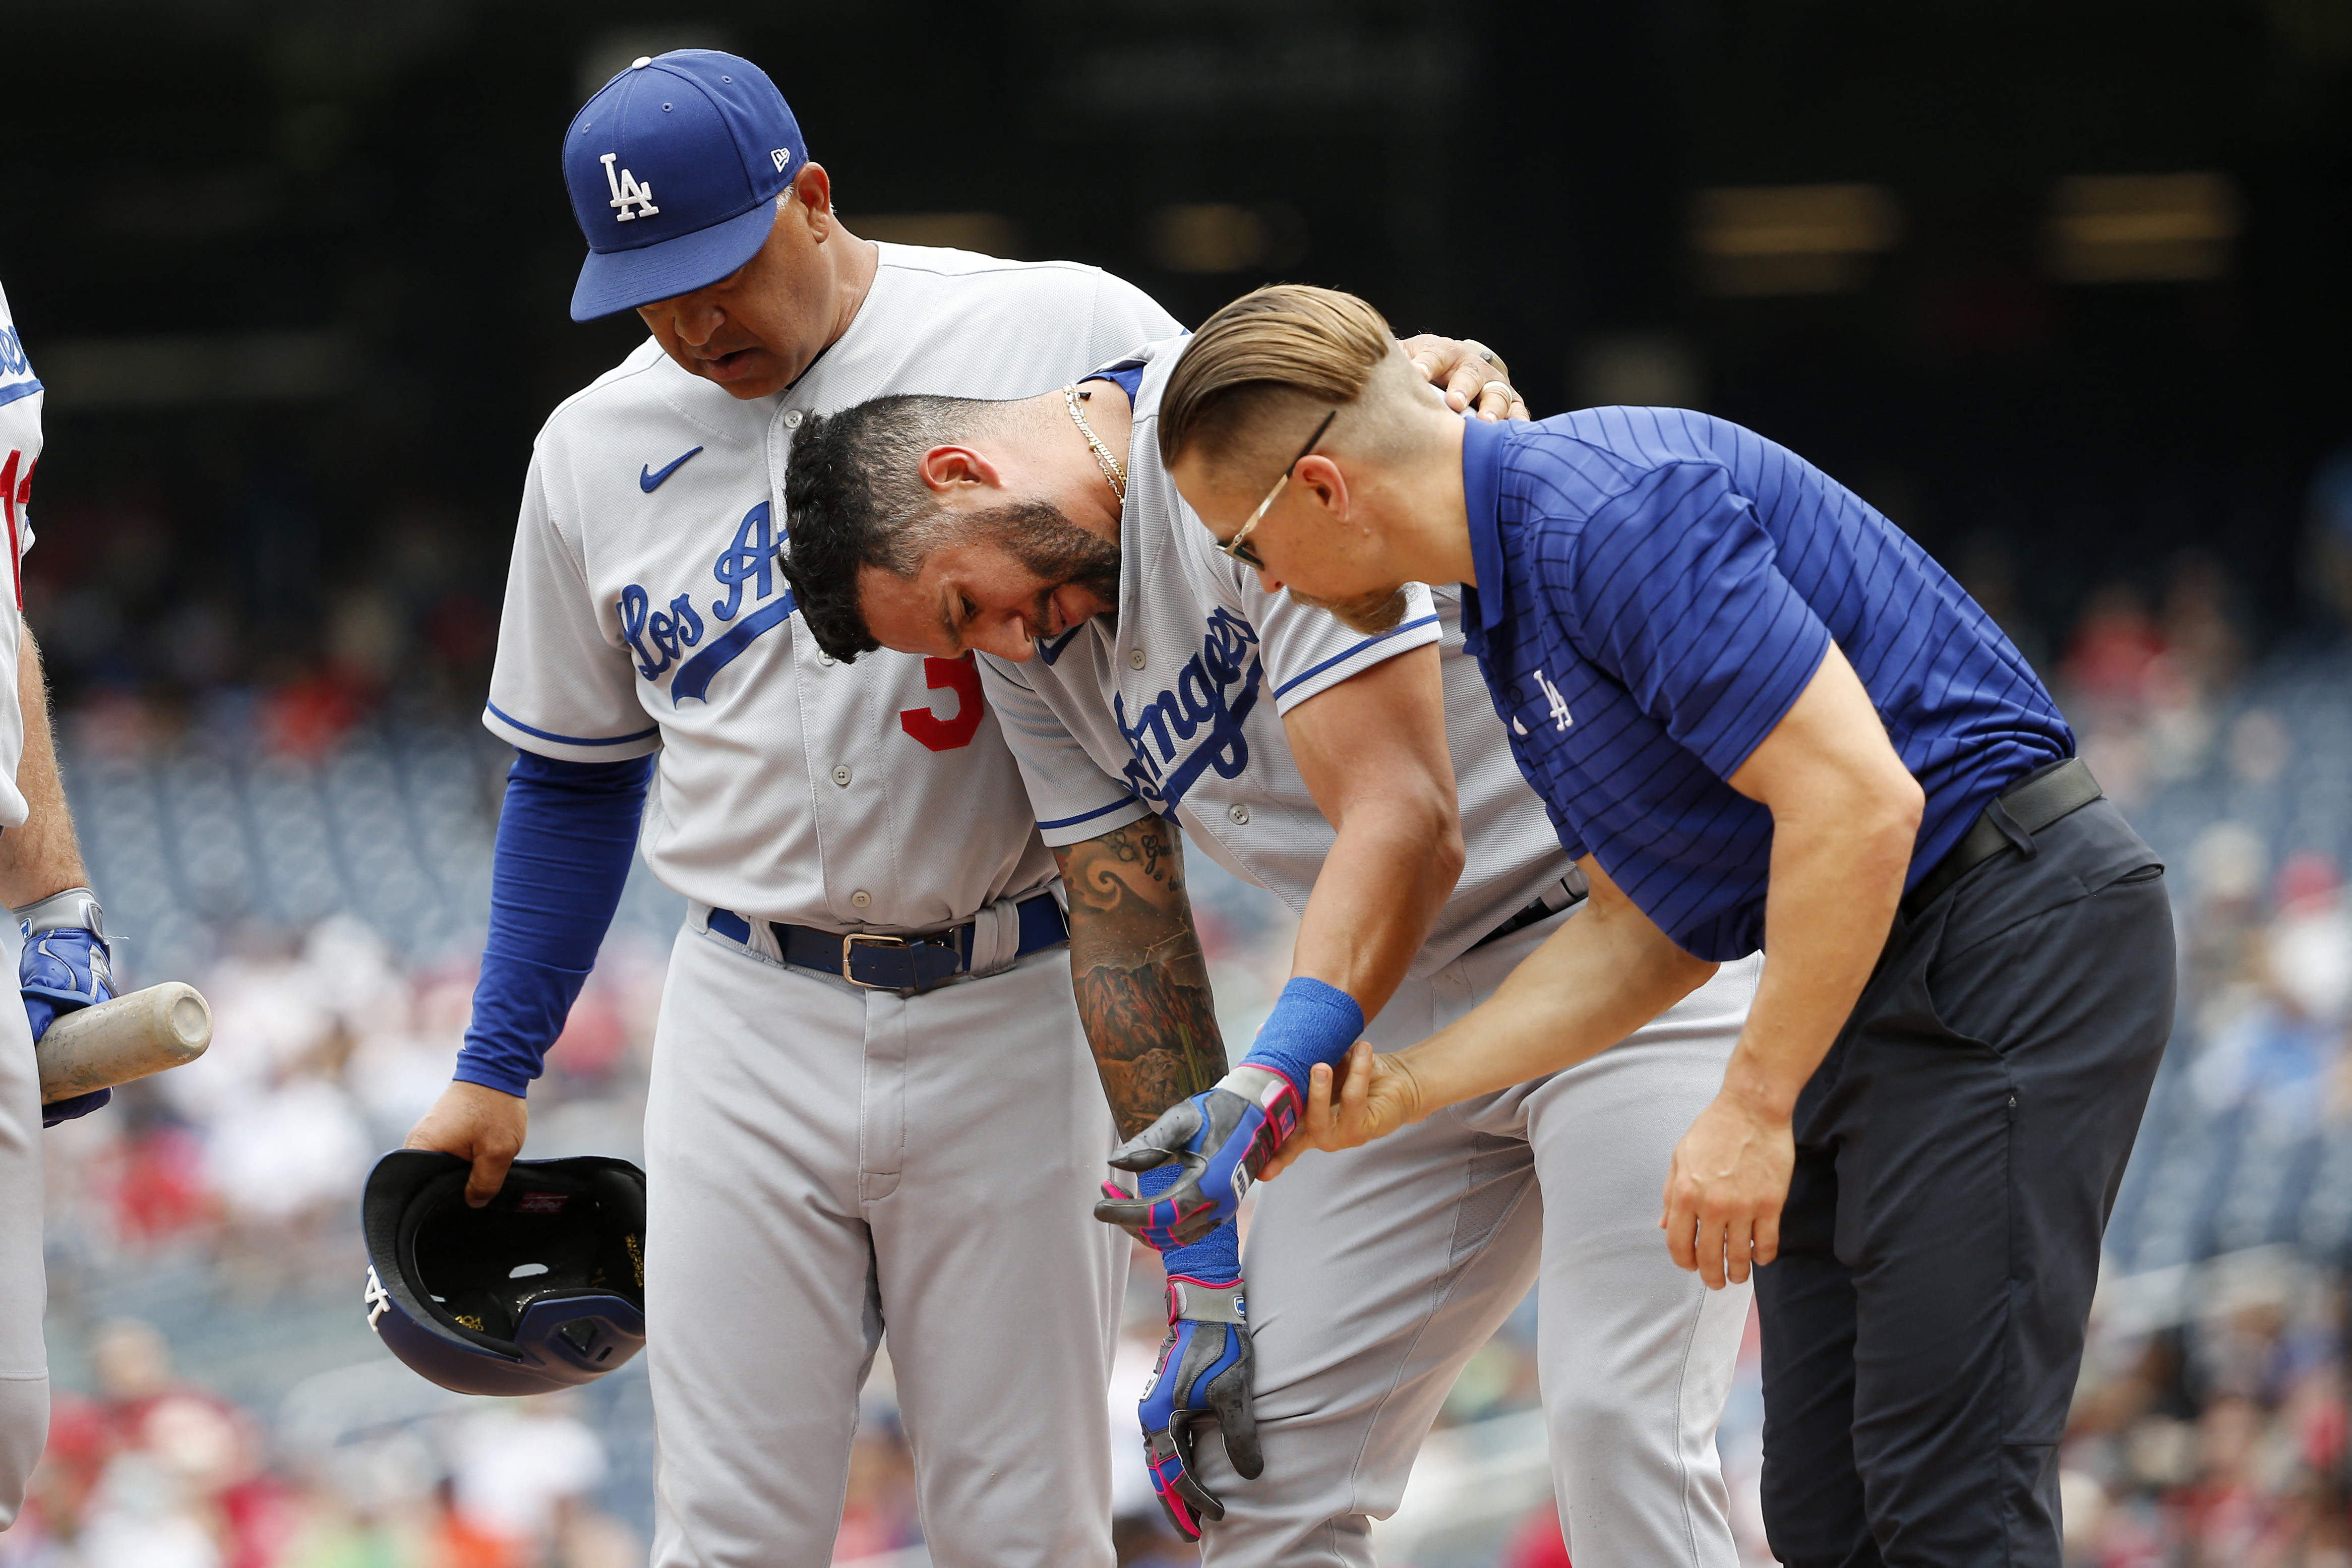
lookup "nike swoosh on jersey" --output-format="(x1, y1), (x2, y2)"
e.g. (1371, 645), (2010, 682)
(639, 446), (705, 493)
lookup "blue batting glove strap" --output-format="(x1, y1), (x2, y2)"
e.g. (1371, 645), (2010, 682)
(23, 926), (116, 1128)
(1237, 976), (1366, 1100)
(1137, 1240), (1260, 1541)
(1096, 1071), (1302, 1249)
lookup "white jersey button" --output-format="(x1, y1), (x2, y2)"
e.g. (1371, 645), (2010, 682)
(815, 650), (835, 667)
(831, 766), (853, 787)
(1128, 648), (1147, 670)
(784, 409), (805, 428)
(1228, 804), (1250, 825)
(851, 890), (872, 909)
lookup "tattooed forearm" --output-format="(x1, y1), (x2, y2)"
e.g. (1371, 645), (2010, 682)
(1055, 819), (1229, 1139)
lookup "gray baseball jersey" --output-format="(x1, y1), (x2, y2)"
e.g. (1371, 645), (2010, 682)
(481, 248), (1179, 1568)
(0, 280), (41, 1525)
(484, 244), (1179, 930)
(978, 337), (1571, 979)
(974, 335), (1759, 1565)
(0, 280), (39, 831)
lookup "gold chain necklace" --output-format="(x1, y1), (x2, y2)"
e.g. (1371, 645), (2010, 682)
(1061, 384), (1127, 503)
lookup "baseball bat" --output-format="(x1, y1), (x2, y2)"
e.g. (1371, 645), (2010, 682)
(37, 982), (212, 1105)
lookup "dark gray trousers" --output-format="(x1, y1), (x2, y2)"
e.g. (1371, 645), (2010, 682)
(1755, 797), (2175, 1568)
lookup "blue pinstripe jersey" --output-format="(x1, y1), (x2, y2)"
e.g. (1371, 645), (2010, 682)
(1460, 407), (2072, 961)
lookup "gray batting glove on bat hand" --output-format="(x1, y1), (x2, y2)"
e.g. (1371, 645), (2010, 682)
(405, 1080), (528, 1208)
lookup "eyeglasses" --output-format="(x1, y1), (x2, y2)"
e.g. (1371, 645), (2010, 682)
(1215, 409), (1338, 571)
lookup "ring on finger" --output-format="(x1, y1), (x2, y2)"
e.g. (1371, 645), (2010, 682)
(1480, 379), (1515, 405)
(1462, 338), (1502, 369)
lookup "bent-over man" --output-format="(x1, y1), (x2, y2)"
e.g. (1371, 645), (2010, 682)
(777, 335), (1762, 1568)
(1160, 284), (2175, 1568)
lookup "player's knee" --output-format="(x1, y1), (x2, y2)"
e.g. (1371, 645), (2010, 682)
(1546, 1372), (1687, 1486)
(0, 1376), (49, 1527)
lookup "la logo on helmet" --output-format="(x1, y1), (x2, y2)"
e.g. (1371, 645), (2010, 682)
(600, 153), (658, 221)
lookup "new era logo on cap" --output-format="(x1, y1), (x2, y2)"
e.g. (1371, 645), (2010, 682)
(561, 50), (809, 321)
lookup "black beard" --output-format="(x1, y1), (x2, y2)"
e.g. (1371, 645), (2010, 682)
(1290, 584), (1411, 636)
(982, 500), (1123, 618)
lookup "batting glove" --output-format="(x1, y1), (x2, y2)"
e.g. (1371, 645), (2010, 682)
(1136, 1220), (1261, 1541)
(1093, 1066), (1300, 1250)
(19, 888), (115, 1127)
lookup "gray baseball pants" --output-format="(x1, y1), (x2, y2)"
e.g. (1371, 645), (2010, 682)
(644, 917), (1125, 1568)
(1193, 912), (1762, 1568)
(0, 919), (44, 1528)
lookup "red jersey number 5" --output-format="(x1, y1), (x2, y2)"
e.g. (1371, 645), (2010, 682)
(898, 653), (986, 752)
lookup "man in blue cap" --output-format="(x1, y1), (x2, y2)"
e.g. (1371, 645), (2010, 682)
(399, 53), (1514, 1566)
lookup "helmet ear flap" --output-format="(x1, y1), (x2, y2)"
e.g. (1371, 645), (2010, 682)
(513, 1293), (648, 1374)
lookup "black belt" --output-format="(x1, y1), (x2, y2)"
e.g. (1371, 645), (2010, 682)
(704, 891), (1069, 994)
(1900, 756), (2103, 922)
(1471, 869), (1590, 950)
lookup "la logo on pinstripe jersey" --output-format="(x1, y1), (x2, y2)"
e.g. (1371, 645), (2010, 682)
(1534, 669), (1573, 731)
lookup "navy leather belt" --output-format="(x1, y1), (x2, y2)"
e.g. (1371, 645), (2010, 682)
(1900, 756), (2103, 922)
(705, 891), (1069, 994)
(1471, 869), (1590, 951)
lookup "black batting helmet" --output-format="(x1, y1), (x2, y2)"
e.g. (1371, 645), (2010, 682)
(362, 1149), (647, 1397)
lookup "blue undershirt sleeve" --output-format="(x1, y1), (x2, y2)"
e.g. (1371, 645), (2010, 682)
(452, 749), (654, 1098)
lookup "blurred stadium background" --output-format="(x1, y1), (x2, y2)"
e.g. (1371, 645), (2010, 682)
(0, 1), (2348, 1564)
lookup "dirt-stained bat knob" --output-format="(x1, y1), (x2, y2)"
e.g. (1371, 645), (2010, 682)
(37, 982), (214, 1105)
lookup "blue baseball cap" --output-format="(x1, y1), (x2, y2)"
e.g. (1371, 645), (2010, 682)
(562, 50), (808, 322)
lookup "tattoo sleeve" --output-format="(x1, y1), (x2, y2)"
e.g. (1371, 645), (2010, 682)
(1054, 818), (1229, 1140)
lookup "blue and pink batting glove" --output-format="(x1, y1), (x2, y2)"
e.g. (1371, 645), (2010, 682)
(1093, 977), (1363, 1249)
(1132, 1210), (1257, 1540)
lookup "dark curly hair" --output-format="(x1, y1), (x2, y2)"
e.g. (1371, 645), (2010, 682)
(779, 393), (989, 663)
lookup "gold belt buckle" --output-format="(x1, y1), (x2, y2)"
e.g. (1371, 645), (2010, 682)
(841, 931), (908, 988)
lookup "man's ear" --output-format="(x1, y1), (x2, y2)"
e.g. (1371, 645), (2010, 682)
(919, 444), (1001, 496)
(794, 162), (836, 236)
(1291, 454), (1353, 525)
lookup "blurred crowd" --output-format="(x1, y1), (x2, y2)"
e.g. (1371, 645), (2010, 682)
(5, 459), (2352, 1567)
(2, 907), (667, 1568)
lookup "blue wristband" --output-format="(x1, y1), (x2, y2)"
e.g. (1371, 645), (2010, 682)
(1139, 1165), (1241, 1282)
(1238, 977), (1366, 1100)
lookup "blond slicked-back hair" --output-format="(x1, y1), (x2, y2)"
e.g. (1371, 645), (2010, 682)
(1158, 285), (1398, 475)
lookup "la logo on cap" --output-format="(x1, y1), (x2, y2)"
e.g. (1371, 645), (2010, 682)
(600, 153), (658, 222)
